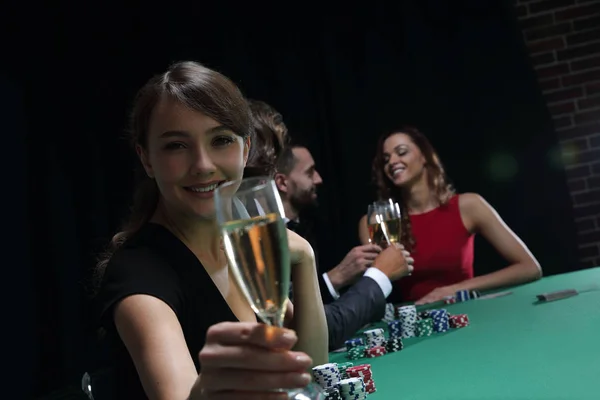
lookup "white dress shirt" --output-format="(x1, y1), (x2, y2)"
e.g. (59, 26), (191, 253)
(284, 217), (392, 300)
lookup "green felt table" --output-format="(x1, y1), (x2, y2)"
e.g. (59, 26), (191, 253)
(327, 267), (600, 400)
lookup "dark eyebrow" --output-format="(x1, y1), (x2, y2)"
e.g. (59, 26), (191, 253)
(159, 130), (189, 139)
(159, 125), (232, 139)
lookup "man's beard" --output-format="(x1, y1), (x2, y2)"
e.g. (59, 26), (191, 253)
(290, 188), (318, 214)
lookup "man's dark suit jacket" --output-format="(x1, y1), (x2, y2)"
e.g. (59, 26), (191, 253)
(286, 219), (387, 350)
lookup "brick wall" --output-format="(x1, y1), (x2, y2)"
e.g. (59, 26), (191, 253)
(516, 0), (600, 268)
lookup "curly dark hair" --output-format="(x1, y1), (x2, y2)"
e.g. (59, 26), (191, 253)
(244, 99), (289, 177)
(372, 126), (454, 251)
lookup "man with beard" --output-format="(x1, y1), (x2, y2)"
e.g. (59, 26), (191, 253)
(275, 145), (407, 308)
(246, 99), (413, 349)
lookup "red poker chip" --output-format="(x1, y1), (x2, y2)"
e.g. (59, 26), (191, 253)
(366, 346), (386, 352)
(348, 372), (372, 380)
(365, 383), (377, 393)
(346, 364), (371, 373)
(449, 314), (470, 328)
(347, 369), (372, 376)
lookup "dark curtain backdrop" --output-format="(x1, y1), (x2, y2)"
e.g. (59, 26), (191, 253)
(4, 0), (580, 397)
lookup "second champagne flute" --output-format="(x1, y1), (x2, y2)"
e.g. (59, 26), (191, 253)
(367, 199), (402, 248)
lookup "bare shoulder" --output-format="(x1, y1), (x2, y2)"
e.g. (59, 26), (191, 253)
(458, 192), (492, 213)
(457, 193), (495, 232)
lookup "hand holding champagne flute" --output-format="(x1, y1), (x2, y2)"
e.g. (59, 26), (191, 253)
(214, 176), (324, 400)
(367, 199), (402, 248)
(367, 199), (413, 276)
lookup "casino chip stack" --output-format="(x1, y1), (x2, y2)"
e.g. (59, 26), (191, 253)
(347, 345), (366, 360)
(397, 305), (417, 338)
(363, 328), (386, 348)
(384, 336), (403, 353)
(387, 320), (402, 338)
(382, 302), (396, 322)
(323, 387), (342, 400)
(429, 309), (450, 333)
(345, 337), (364, 350)
(335, 362), (353, 379)
(415, 318), (434, 337)
(337, 377), (366, 399)
(449, 313), (470, 328)
(456, 289), (471, 302)
(455, 289), (480, 302)
(365, 345), (386, 358)
(345, 364), (376, 395)
(312, 363), (341, 391)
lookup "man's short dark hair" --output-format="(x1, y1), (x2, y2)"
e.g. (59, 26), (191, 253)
(276, 142), (309, 175)
(276, 146), (296, 175)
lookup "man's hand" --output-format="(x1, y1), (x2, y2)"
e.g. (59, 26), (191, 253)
(372, 243), (414, 281)
(327, 244), (382, 290)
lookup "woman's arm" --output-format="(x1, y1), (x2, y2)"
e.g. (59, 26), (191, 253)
(116, 296), (314, 400)
(285, 230), (328, 366)
(358, 215), (370, 245)
(114, 295), (199, 400)
(457, 193), (542, 291)
(415, 193), (542, 305)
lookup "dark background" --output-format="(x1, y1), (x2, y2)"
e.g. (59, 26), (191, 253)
(3, 0), (582, 398)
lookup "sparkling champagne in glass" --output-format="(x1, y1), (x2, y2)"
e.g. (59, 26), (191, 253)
(214, 176), (324, 399)
(367, 199), (402, 248)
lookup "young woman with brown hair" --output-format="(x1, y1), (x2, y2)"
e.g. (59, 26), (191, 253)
(94, 62), (327, 400)
(358, 127), (541, 305)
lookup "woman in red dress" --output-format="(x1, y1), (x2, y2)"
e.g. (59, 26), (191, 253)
(358, 126), (541, 305)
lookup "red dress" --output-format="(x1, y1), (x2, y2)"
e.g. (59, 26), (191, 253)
(392, 195), (475, 303)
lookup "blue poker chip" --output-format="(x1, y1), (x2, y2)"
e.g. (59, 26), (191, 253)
(456, 289), (471, 302)
(344, 337), (364, 350)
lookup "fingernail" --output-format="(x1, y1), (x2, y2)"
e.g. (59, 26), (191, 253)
(294, 373), (311, 386)
(282, 330), (297, 343)
(294, 353), (312, 364)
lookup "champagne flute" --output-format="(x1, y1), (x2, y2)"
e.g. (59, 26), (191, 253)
(214, 176), (324, 400)
(367, 199), (402, 248)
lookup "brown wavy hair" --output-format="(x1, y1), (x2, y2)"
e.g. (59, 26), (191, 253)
(372, 126), (454, 252)
(93, 61), (252, 293)
(244, 99), (289, 177)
